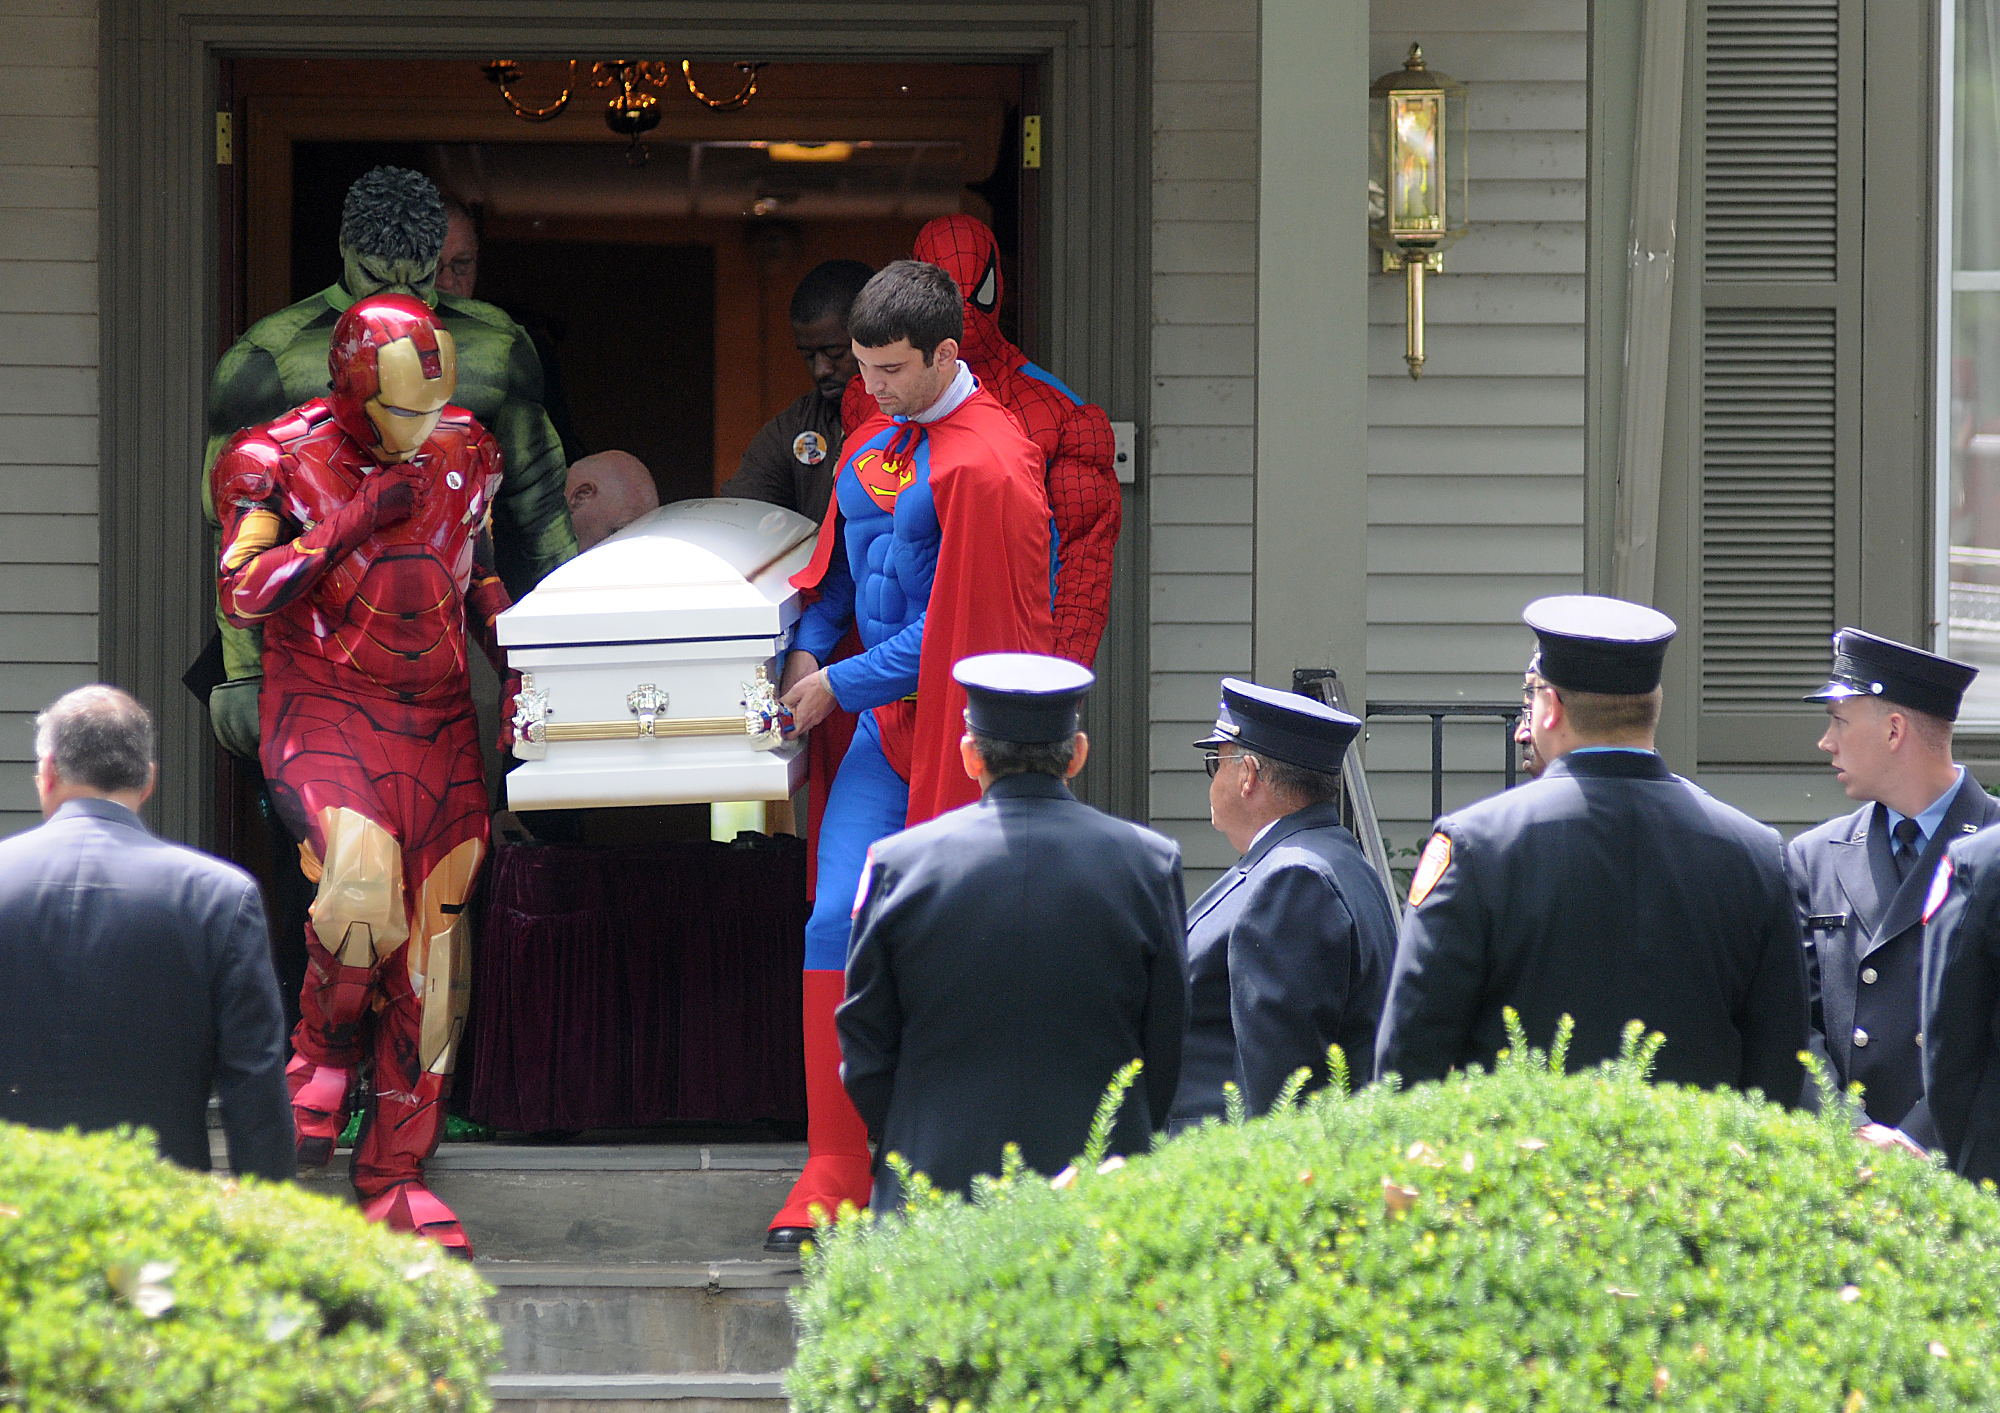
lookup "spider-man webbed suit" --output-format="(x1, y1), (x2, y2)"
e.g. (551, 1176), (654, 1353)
(845, 215), (1121, 666)
(212, 294), (516, 1256)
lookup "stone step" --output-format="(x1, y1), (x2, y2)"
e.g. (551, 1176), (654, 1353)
(295, 1143), (807, 1264)
(487, 1371), (787, 1411)
(480, 1261), (800, 1377)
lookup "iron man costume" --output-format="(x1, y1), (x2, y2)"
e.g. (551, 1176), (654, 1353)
(845, 215), (1121, 665)
(212, 294), (514, 1256)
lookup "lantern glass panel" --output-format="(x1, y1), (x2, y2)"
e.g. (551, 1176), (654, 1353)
(1390, 92), (1444, 236)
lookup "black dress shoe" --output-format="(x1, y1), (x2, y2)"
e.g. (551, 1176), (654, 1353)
(764, 1225), (815, 1254)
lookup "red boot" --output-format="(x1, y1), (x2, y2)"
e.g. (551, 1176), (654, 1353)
(362, 1180), (474, 1259)
(767, 970), (873, 1251)
(286, 1054), (352, 1170)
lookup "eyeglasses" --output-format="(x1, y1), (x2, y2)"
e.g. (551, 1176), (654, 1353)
(1204, 750), (1257, 779)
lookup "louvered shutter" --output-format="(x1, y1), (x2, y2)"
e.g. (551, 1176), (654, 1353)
(1692, 0), (1860, 763)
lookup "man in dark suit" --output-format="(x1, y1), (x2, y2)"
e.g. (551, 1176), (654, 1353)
(838, 653), (1187, 1209)
(1376, 596), (1808, 1101)
(1787, 629), (1991, 1155)
(1921, 817), (2000, 1183)
(0, 686), (294, 1180)
(1168, 679), (1396, 1129)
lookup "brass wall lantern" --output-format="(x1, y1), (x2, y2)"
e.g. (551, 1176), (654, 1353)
(1369, 44), (1469, 378)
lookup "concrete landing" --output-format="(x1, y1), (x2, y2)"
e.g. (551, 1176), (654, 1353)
(276, 1138), (812, 1403)
(293, 1143), (807, 1264)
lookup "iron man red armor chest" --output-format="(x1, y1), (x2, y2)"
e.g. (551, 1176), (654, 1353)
(214, 399), (501, 706)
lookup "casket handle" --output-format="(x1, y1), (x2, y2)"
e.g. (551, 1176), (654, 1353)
(509, 673), (793, 755)
(627, 683), (670, 736)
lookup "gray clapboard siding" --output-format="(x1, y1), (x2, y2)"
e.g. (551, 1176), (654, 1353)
(0, 15), (92, 64)
(1152, 476), (1255, 525)
(1365, 0), (1588, 856)
(1147, 0), (1261, 891)
(0, 312), (97, 366)
(1368, 323), (1582, 378)
(0, 471), (97, 514)
(1154, 573), (1256, 623)
(0, 713), (41, 762)
(0, 67), (98, 117)
(0, 365), (96, 415)
(1369, 425), (1582, 476)
(1366, 273), (1584, 324)
(0, 613), (95, 662)
(0, 0), (100, 835)
(0, 261), (96, 314)
(0, 208), (95, 262)
(0, 117), (97, 166)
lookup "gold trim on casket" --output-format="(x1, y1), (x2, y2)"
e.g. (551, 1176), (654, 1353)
(496, 500), (816, 810)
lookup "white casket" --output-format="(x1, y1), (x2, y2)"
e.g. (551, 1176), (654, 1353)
(496, 498), (817, 811)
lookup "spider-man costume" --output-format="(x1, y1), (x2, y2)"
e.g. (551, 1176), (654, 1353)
(212, 294), (515, 1256)
(845, 216), (1120, 666)
(769, 362), (1055, 1243)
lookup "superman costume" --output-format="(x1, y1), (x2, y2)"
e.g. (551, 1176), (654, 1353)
(845, 216), (1121, 666)
(768, 360), (1055, 1238)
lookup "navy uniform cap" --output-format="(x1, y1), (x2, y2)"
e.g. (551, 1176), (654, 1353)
(954, 652), (1094, 743)
(1524, 595), (1677, 695)
(1805, 627), (1977, 722)
(1192, 678), (1362, 775)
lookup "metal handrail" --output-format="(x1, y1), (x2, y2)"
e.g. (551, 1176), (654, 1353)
(1364, 700), (1524, 824)
(1291, 670), (1402, 922)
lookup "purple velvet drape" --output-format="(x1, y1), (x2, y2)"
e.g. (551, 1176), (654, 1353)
(467, 837), (807, 1131)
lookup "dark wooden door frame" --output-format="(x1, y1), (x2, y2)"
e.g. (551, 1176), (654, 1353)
(101, 0), (1150, 846)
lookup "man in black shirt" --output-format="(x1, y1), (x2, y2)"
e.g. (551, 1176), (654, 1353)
(719, 260), (875, 524)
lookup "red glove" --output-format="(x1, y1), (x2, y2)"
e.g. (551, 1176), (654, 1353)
(358, 466), (420, 531)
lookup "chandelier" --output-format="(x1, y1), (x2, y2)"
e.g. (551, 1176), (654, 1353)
(483, 59), (765, 161)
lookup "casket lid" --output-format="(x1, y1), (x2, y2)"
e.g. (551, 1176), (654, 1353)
(497, 498), (821, 648)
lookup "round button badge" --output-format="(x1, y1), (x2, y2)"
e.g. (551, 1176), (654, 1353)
(792, 431), (828, 466)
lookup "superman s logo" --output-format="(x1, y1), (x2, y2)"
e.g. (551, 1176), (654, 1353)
(854, 450), (916, 511)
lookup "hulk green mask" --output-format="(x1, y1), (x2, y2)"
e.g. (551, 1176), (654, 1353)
(341, 245), (442, 304)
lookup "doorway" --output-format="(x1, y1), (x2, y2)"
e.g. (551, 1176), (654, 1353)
(213, 54), (1036, 1131)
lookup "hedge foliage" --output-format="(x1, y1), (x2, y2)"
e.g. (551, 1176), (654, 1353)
(0, 1121), (499, 1411)
(791, 1020), (2000, 1411)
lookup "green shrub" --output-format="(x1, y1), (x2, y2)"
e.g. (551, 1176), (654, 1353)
(0, 1121), (499, 1411)
(791, 1021), (2000, 1411)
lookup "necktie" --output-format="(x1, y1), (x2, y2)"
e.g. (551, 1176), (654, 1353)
(1893, 818), (1924, 883)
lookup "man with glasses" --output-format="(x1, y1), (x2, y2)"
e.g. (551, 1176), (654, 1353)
(1515, 675), (1546, 779)
(1377, 596), (1808, 1100)
(1166, 680), (1397, 1129)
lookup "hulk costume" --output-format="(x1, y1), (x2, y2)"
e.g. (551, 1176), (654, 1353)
(202, 169), (577, 758)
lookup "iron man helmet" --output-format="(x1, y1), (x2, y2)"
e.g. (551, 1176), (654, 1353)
(327, 293), (458, 463)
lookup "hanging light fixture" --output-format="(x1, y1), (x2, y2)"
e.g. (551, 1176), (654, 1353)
(1368, 44), (1470, 379)
(482, 58), (765, 132)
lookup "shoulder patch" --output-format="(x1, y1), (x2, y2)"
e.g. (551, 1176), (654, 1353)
(1408, 832), (1452, 907)
(1924, 856), (1955, 924)
(852, 847), (876, 918)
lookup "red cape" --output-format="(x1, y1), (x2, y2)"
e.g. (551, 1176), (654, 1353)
(794, 384), (1054, 827)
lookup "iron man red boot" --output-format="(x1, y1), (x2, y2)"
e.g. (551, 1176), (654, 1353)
(286, 1054), (352, 1170)
(767, 970), (873, 1252)
(362, 1181), (473, 1259)
(353, 1063), (471, 1257)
